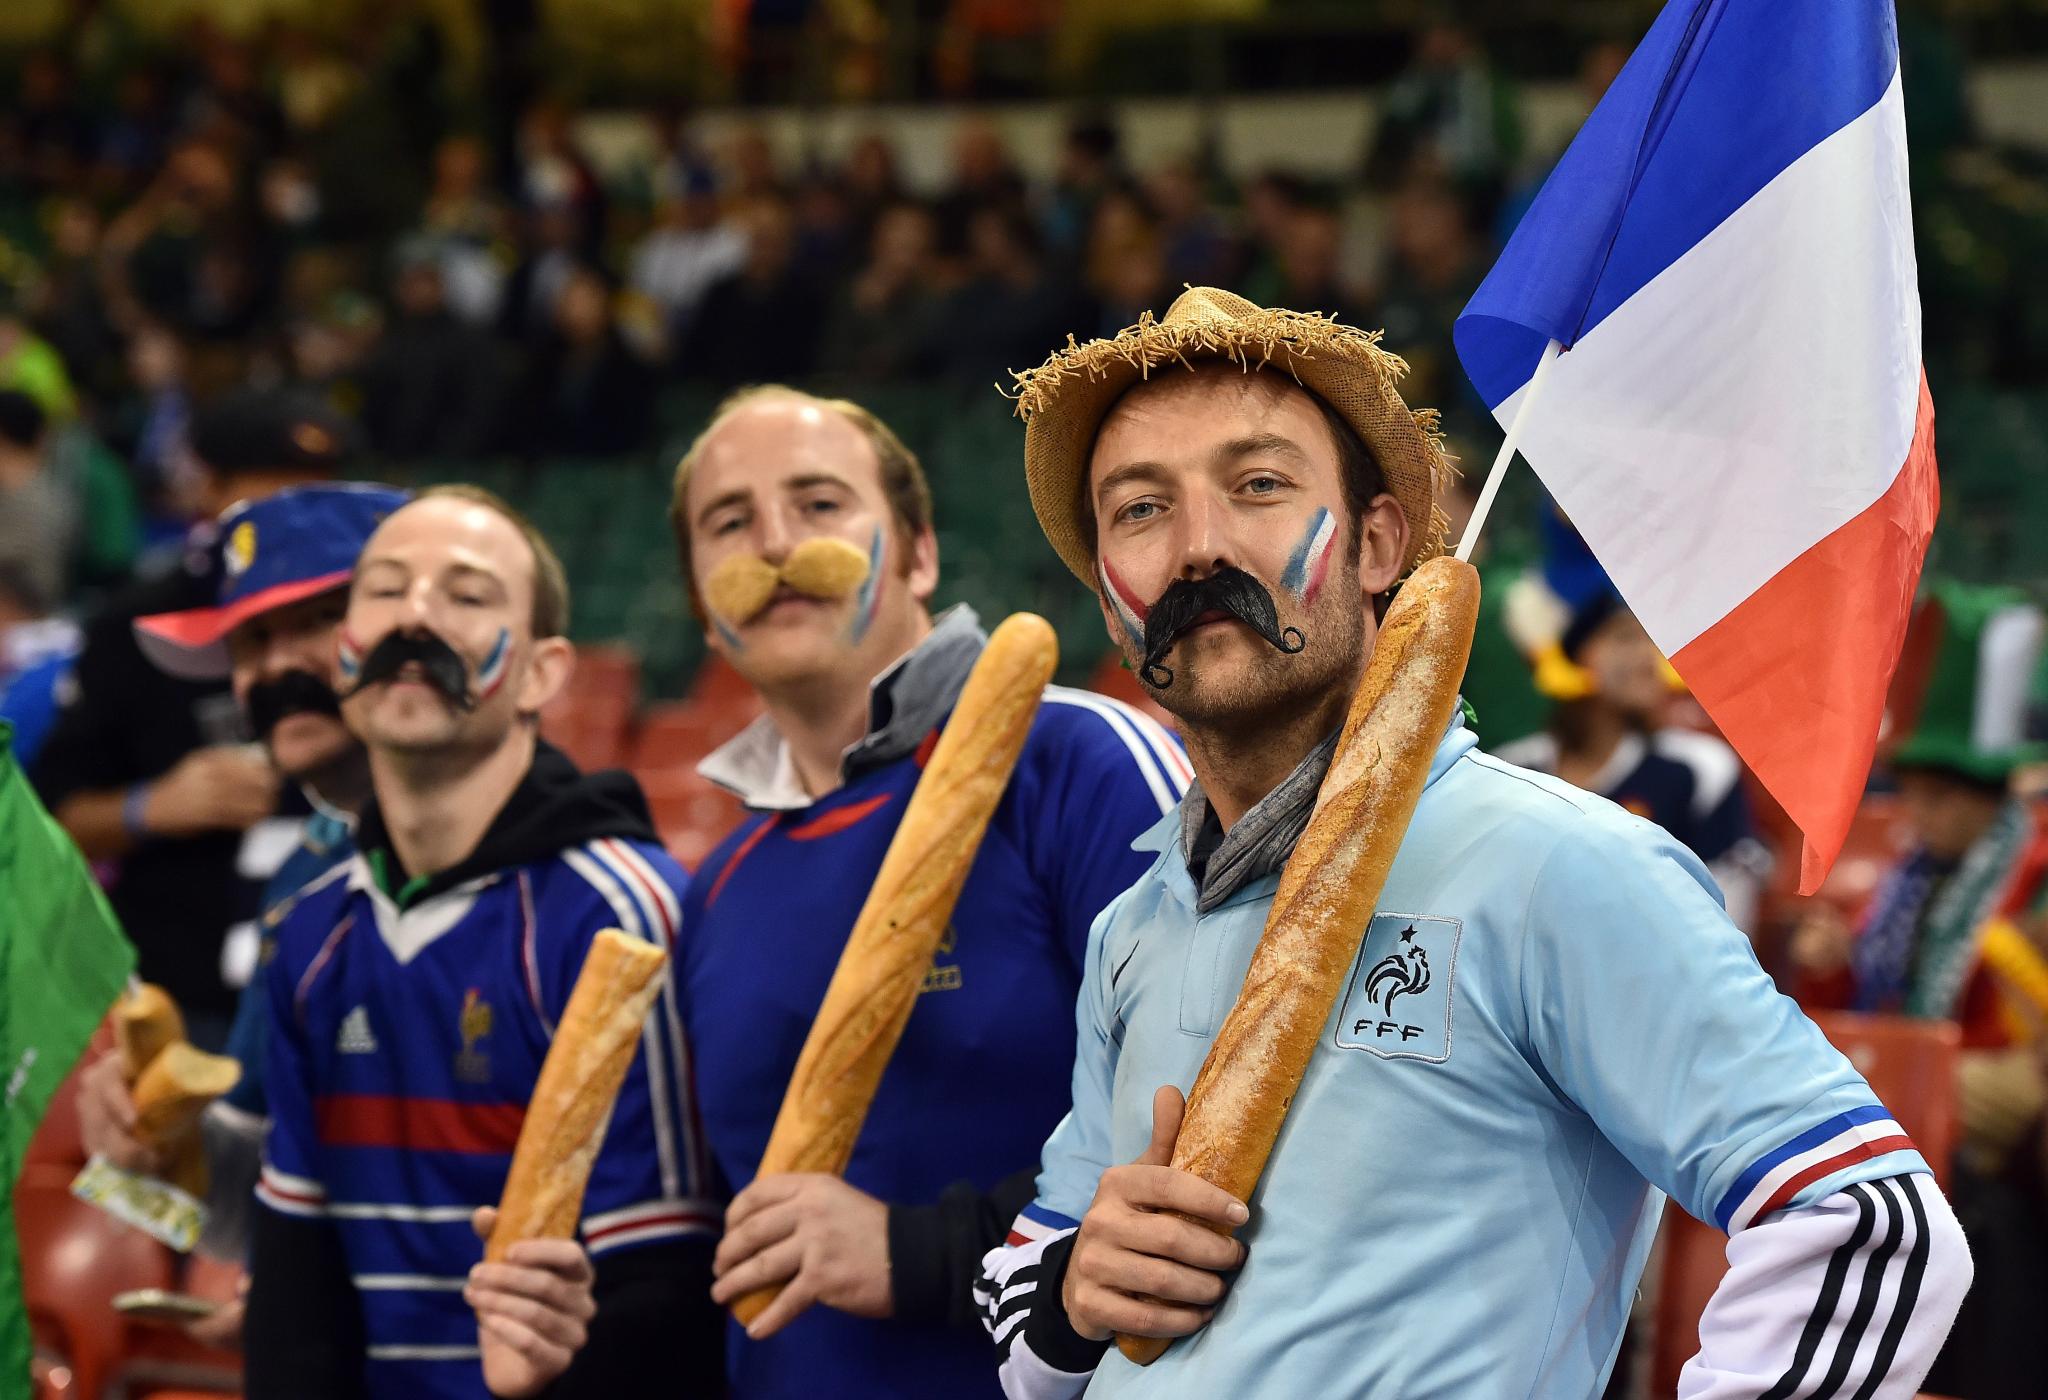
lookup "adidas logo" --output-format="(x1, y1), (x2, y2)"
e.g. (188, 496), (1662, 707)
(337, 1006), (378, 1054)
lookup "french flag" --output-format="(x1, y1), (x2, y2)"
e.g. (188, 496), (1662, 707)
(1455, 0), (1938, 894)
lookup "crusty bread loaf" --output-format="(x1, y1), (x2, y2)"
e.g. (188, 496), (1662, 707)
(486, 929), (669, 1262)
(731, 612), (1059, 1326)
(1117, 557), (1479, 1365)
(132, 1039), (242, 1200)
(113, 983), (185, 1083)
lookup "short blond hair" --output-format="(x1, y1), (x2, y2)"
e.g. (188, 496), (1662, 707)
(668, 386), (934, 599)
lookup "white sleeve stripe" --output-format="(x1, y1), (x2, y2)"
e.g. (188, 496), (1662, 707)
(585, 1218), (719, 1254)
(559, 849), (684, 1201)
(1056, 686), (1192, 787)
(596, 839), (713, 1194)
(582, 1197), (722, 1233)
(998, 1333), (1096, 1400)
(1041, 689), (1180, 813)
(1686, 1174), (1968, 1400)
(517, 870), (553, 1036)
(258, 1165), (326, 1200)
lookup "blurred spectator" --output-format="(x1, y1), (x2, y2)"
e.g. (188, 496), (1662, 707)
(417, 134), (514, 326)
(0, 296), (81, 422)
(0, 560), (80, 772)
(106, 321), (193, 520)
(523, 264), (655, 454)
(17, 51), (92, 194)
(102, 136), (281, 344)
(725, 125), (788, 203)
(0, 391), (74, 609)
(926, 205), (1078, 385)
(793, 171), (862, 285)
(500, 199), (585, 345)
(1085, 188), (1171, 333)
(93, 68), (172, 197)
(1146, 158), (1233, 288)
(1374, 179), (1486, 421)
(1790, 581), (2046, 1050)
(1043, 111), (1125, 254)
(681, 197), (824, 386)
(514, 98), (607, 256)
(1366, 19), (1523, 222)
(1236, 168), (1307, 300)
(357, 245), (508, 458)
(819, 202), (944, 380)
(934, 117), (1029, 256)
(1268, 200), (1359, 322)
(28, 197), (119, 398)
(629, 167), (748, 350)
(842, 132), (905, 238)
(31, 389), (354, 1040)
(1496, 589), (1770, 932)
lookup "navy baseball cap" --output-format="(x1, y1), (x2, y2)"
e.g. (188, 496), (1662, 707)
(135, 483), (410, 680)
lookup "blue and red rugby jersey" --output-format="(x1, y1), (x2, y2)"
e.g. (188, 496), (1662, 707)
(684, 608), (1189, 1400)
(256, 743), (717, 1398)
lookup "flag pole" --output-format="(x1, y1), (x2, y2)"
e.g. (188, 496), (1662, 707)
(1456, 337), (1563, 563)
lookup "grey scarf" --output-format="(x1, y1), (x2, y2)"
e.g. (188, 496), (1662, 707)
(1180, 730), (1340, 913)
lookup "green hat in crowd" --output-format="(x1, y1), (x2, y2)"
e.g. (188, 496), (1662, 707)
(1885, 579), (2047, 785)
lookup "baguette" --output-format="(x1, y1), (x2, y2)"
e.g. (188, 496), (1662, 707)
(486, 929), (669, 1261)
(132, 1040), (243, 1197)
(1117, 556), (1479, 1365)
(113, 983), (185, 1083)
(730, 612), (1059, 1327)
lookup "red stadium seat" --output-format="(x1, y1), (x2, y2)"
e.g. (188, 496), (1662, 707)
(1650, 1012), (1960, 1394)
(541, 643), (644, 773)
(15, 1180), (176, 1400)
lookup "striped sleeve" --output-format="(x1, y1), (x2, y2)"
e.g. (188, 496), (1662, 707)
(977, 1208), (1102, 1400)
(556, 839), (720, 1255)
(1034, 689), (1189, 970)
(1681, 1175), (1971, 1399)
(257, 907), (338, 1220)
(1713, 1106), (1921, 1234)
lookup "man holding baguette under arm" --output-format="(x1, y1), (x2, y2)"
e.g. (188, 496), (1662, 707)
(245, 487), (720, 1398)
(669, 386), (1187, 1398)
(974, 288), (1972, 1399)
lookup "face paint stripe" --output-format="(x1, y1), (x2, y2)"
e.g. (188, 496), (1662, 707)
(1280, 508), (1336, 603)
(1099, 557), (1146, 650)
(474, 628), (512, 700)
(337, 627), (363, 682)
(847, 526), (885, 644)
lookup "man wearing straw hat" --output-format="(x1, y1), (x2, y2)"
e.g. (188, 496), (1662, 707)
(973, 288), (1971, 1399)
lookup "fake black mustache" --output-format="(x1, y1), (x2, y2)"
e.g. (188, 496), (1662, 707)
(341, 630), (477, 711)
(246, 669), (342, 739)
(1139, 567), (1305, 689)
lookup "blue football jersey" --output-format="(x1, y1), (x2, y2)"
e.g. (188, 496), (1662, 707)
(258, 835), (714, 1399)
(683, 685), (1187, 1399)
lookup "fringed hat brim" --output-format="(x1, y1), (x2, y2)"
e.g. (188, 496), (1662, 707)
(1012, 287), (1455, 588)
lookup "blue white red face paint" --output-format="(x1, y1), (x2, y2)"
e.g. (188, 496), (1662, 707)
(1279, 506), (1337, 606)
(473, 628), (512, 701)
(337, 626), (364, 684)
(1098, 554), (1149, 652)
(846, 526), (886, 644)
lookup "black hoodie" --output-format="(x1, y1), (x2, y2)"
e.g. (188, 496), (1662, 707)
(245, 742), (725, 1399)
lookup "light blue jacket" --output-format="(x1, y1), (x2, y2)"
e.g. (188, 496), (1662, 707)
(998, 716), (1925, 1399)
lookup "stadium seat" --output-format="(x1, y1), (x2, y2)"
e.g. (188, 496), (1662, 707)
(1650, 1012), (1961, 1393)
(15, 1180), (176, 1400)
(541, 642), (643, 773)
(639, 768), (747, 870)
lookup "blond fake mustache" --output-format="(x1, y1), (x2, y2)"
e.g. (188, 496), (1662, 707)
(703, 536), (873, 624)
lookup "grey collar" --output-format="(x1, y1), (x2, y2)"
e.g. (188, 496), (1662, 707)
(697, 604), (986, 811)
(1179, 728), (1341, 913)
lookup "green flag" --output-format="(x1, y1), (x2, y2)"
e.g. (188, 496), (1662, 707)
(0, 720), (136, 1391)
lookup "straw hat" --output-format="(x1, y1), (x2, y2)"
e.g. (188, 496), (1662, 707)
(1013, 287), (1454, 587)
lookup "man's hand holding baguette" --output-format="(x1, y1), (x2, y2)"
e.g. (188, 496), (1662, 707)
(1061, 1086), (1248, 1344)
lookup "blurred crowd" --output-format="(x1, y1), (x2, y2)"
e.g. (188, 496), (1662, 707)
(0, 7), (2030, 639)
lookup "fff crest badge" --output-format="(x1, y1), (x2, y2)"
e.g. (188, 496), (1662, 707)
(1335, 913), (1461, 1062)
